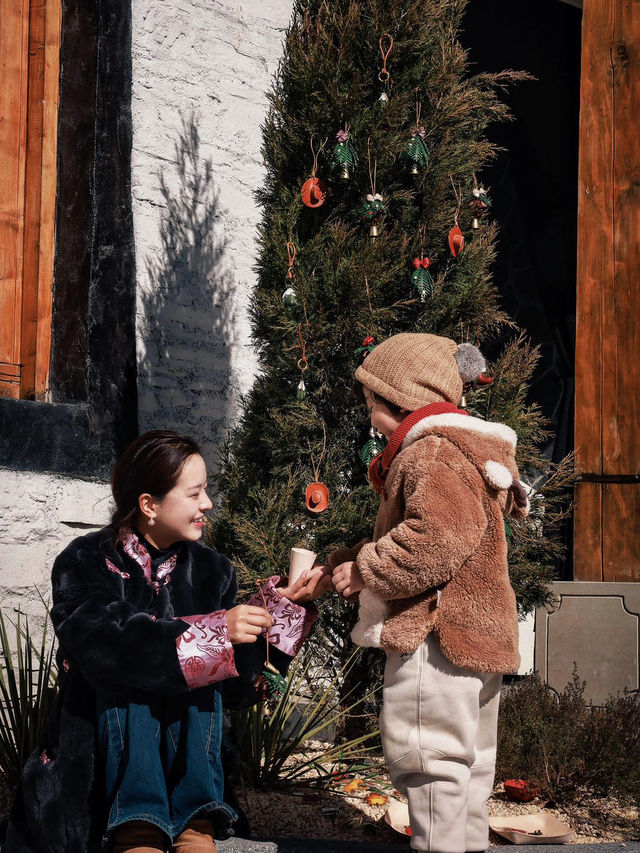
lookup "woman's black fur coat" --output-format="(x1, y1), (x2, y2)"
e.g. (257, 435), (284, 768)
(2, 528), (288, 853)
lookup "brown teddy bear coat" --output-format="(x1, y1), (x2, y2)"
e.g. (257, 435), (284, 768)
(342, 412), (529, 673)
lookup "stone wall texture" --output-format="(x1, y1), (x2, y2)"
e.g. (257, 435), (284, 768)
(0, 469), (112, 627)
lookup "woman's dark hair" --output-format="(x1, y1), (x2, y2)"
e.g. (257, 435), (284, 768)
(352, 380), (405, 416)
(110, 429), (202, 539)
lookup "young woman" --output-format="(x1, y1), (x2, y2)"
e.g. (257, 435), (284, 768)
(5, 430), (326, 853)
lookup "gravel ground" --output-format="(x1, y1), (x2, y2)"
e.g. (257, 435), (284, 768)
(1, 764), (637, 847)
(218, 842), (639, 853)
(235, 774), (639, 847)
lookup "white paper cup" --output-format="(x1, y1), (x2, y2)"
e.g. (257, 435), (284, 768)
(289, 547), (317, 585)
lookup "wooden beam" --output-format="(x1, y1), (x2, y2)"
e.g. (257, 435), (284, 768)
(604, 2), (640, 478)
(20, 0), (47, 399)
(603, 484), (640, 580)
(574, 0), (614, 580)
(35, 0), (61, 399)
(574, 482), (603, 580)
(0, 0), (30, 377)
(574, 0), (640, 581)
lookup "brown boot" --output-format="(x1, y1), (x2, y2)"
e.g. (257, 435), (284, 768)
(111, 820), (167, 853)
(171, 818), (217, 852)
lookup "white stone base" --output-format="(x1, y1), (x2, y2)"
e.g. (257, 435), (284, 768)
(0, 469), (111, 626)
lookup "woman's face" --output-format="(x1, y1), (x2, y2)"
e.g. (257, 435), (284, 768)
(363, 386), (406, 440)
(143, 453), (213, 548)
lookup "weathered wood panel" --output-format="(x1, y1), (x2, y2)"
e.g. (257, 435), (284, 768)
(605, 3), (640, 478)
(573, 482), (603, 581)
(20, 0), (47, 398)
(603, 484), (640, 581)
(35, 0), (61, 398)
(574, 0), (640, 582)
(0, 0), (60, 400)
(0, 0), (30, 397)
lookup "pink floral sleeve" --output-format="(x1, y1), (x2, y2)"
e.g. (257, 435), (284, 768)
(175, 611), (238, 689)
(247, 575), (316, 656)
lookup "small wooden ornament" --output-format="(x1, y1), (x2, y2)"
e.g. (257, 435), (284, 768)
(305, 481), (329, 513)
(301, 177), (327, 208)
(448, 225), (465, 257)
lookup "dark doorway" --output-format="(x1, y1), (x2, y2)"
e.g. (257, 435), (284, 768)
(461, 0), (581, 467)
(460, 0), (582, 580)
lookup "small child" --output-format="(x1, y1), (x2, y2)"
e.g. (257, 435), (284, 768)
(331, 333), (529, 853)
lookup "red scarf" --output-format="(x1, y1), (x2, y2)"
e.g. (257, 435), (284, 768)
(368, 402), (468, 497)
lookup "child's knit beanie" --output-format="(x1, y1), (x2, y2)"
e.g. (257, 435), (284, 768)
(355, 332), (485, 410)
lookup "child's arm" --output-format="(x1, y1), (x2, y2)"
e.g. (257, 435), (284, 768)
(356, 458), (487, 600)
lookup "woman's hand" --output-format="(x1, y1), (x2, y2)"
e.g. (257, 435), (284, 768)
(280, 566), (333, 603)
(332, 560), (365, 598)
(226, 605), (273, 644)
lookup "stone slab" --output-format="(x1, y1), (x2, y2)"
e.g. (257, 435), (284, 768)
(535, 581), (640, 703)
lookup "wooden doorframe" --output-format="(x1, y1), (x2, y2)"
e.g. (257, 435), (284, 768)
(574, 0), (640, 581)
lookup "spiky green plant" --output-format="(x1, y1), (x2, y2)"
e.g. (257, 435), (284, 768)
(0, 609), (58, 789)
(228, 647), (380, 790)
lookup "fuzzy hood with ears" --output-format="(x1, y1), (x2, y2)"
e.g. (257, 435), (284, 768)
(400, 410), (530, 521)
(350, 411), (526, 673)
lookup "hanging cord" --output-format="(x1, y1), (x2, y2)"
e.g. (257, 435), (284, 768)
(450, 176), (463, 226)
(255, 579), (271, 667)
(367, 138), (377, 196)
(365, 276), (374, 319)
(297, 322), (309, 373)
(309, 134), (328, 177)
(286, 241), (296, 280)
(418, 223), (426, 258)
(378, 33), (393, 82)
(307, 422), (328, 484)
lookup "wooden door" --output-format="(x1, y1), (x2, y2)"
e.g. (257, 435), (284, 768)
(0, 0), (61, 399)
(574, 0), (640, 581)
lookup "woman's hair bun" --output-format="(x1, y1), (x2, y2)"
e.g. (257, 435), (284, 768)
(454, 342), (486, 383)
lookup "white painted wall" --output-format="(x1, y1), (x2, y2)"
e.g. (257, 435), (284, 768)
(0, 0), (294, 620)
(132, 0), (294, 468)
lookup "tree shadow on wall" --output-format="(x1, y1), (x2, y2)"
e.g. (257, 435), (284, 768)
(138, 113), (238, 468)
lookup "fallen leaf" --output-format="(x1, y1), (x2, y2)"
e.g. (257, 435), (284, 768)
(366, 792), (389, 806)
(344, 778), (366, 793)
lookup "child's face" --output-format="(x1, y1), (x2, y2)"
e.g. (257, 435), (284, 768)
(363, 387), (406, 440)
(145, 453), (213, 548)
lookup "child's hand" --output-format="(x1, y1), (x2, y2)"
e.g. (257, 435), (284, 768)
(280, 566), (333, 602)
(332, 561), (365, 598)
(226, 605), (274, 644)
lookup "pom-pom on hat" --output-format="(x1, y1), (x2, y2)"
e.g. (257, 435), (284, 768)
(355, 333), (485, 410)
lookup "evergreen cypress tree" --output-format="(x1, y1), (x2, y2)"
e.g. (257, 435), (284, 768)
(213, 0), (572, 647)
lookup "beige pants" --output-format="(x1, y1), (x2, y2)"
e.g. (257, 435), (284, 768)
(380, 635), (502, 853)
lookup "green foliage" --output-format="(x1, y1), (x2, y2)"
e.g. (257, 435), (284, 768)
(497, 670), (640, 806)
(213, 0), (572, 644)
(228, 647), (380, 790)
(0, 609), (58, 789)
